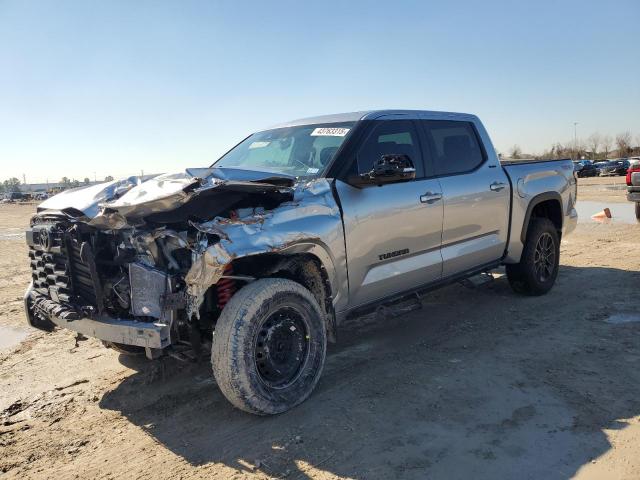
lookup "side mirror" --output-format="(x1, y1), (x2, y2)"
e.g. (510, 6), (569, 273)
(347, 154), (416, 187)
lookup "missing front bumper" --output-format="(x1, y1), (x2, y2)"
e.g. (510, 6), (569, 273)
(24, 284), (171, 350)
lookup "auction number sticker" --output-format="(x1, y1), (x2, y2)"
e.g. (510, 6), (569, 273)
(310, 127), (350, 137)
(249, 141), (270, 149)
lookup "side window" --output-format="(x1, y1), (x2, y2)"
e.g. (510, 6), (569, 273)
(357, 120), (424, 178)
(422, 121), (485, 176)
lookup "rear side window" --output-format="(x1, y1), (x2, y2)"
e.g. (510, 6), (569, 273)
(421, 121), (485, 176)
(357, 120), (423, 178)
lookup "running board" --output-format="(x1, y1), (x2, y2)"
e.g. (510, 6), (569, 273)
(459, 272), (494, 289)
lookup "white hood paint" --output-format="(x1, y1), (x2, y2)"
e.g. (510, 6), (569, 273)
(37, 171), (214, 220)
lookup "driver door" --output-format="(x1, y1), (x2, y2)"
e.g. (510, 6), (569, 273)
(334, 118), (444, 308)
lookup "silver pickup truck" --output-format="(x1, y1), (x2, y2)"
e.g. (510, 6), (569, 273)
(24, 110), (577, 414)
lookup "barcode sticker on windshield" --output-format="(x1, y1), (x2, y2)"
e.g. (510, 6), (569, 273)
(249, 141), (270, 149)
(311, 127), (350, 137)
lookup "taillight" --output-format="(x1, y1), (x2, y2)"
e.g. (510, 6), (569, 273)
(627, 167), (640, 186)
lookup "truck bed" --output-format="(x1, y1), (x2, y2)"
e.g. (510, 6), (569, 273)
(500, 158), (571, 166)
(500, 157), (577, 264)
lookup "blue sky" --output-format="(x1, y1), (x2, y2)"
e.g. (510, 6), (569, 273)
(1, 0), (639, 183)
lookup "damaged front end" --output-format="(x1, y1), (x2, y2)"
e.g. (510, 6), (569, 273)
(24, 168), (344, 359)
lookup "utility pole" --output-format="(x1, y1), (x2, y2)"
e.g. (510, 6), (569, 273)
(573, 122), (579, 160)
(22, 173), (27, 191)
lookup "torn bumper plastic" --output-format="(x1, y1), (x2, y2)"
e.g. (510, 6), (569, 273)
(24, 284), (171, 349)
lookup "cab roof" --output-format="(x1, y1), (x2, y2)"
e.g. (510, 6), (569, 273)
(267, 110), (478, 129)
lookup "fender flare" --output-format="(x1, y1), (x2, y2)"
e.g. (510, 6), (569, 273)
(269, 241), (345, 342)
(520, 192), (563, 243)
(278, 240), (343, 307)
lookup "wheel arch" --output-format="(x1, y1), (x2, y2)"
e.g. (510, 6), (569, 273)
(520, 192), (563, 243)
(230, 246), (339, 342)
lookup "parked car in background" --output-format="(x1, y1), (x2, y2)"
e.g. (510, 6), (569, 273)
(2, 191), (25, 201)
(626, 162), (640, 220)
(626, 164), (640, 220)
(600, 159), (630, 176)
(575, 160), (598, 178)
(594, 161), (608, 174)
(573, 161), (583, 175)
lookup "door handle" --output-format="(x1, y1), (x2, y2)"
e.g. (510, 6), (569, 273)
(420, 192), (442, 204)
(490, 182), (506, 192)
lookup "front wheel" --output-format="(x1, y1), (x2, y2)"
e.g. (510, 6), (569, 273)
(506, 218), (560, 296)
(211, 278), (327, 415)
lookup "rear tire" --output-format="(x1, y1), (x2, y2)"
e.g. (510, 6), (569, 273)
(211, 278), (327, 415)
(635, 202), (640, 220)
(506, 218), (560, 296)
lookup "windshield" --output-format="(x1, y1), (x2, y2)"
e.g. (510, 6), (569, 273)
(211, 122), (355, 178)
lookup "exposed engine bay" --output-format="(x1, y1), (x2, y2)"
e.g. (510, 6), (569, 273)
(24, 168), (342, 359)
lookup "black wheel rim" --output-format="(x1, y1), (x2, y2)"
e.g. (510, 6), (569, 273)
(533, 232), (555, 282)
(255, 306), (309, 389)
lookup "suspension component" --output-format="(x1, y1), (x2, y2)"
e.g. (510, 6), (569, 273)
(217, 264), (237, 310)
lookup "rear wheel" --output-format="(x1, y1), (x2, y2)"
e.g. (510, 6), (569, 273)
(506, 218), (560, 296)
(211, 278), (326, 415)
(635, 202), (640, 220)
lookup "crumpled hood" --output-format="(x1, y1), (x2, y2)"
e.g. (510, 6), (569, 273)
(37, 168), (296, 227)
(37, 175), (149, 218)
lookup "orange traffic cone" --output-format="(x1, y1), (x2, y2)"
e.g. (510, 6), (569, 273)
(591, 208), (612, 220)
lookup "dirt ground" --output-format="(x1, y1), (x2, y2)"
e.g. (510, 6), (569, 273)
(1, 176), (639, 479)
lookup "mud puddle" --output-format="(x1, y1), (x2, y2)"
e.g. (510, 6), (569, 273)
(0, 227), (24, 240)
(0, 325), (29, 351)
(576, 201), (638, 224)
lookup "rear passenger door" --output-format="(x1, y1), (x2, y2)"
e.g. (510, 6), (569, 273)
(335, 117), (444, 308)
(419, 119), (510, 277)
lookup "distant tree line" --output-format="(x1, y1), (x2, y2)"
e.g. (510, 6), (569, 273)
(0, 177), (22, 193)
(0, 175), (116, 193)
(506, 131), (640, 160)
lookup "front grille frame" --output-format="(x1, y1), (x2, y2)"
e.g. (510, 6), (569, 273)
(27, 220), (101, 312)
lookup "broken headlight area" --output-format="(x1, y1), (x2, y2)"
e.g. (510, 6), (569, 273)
(24, 169), (343, 362)
(26, 217), (233, 350)
(24, 176), (304, 355)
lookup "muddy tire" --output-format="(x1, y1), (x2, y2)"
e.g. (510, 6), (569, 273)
(506, 218), (560, 296)
(211, 278), (326, 415)
(636, 202), (640, 220)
